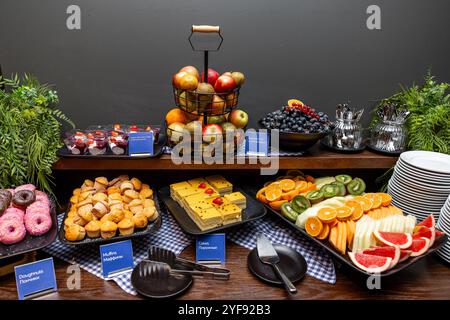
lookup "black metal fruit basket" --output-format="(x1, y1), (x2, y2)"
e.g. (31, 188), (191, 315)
(172, 85), (241, 116)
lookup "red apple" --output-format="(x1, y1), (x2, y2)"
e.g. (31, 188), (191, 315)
(178, 74), (199, 91)
(201, 68), (220, 86)
(214, 75), (236, 93)
(179, 66), (200, 80)
(229, 109), (248, 129)
(202, 124), (223, 143)
(172, 71), (188, 88)
(208, 95), (226, 115)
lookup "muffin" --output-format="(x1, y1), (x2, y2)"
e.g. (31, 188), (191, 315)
(143, 199), (155, 208)
(78, 210), (94, 223)
(64, 217), (75, 231)
(133, 213), (148, 229)
(92, 192), (108, 203)
(100, 221), (117, 239)
(73, 188), (82, 196)
(65, 224), (86, 241)
(120, 181), (134, 192)
(124, 189), (139, 200)
(123, 210), (134, 220)
(148, 209), (159, 222)
(82, 179), (94, 188)
(139, 188), (153, 199)
(92, 200), (109, 219)
(108, 193), (122, 202)
(109, 208), (124, 223)
(100, 213), (112, 223)
(118, 218), (134, 235)
(107, 187), (120, 195)
(142, 206), (156, 221)
(85, 220), (101, 238)
(131, 177), (142, 191)
(94, 177), (108, 191)
(141, 184), (150, 190)
(73, 214), (88, 227)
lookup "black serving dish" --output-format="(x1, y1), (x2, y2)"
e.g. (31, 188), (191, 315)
(57, 131), (167, 159)
(278, 131), (329, 151)
(320, 139), (366, 153)
(158, 186), (266, 236)
(58, 191), (163, 246)
(0, 198), (58, 260)
(366, 144), (403, 156)
(246, 186), (448, 277)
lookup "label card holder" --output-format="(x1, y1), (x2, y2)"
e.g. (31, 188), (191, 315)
(100, 240), (134, 279)
(196, 234), (226, 265)
(128, 131), (154, 156)
(14, 257), (57, 300)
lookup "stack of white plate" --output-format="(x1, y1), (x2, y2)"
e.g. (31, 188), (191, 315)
(436, 195), (450, 262)
(388, 151), (450, 223)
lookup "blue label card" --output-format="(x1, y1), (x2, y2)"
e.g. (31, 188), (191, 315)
(257, 131), (269, 156)
(14, 257), (57, 300)
(196, 234), (226, 264)
(240, 130), (269, 157)
(128, 131), (154, 156)
(100, 240), (134, 279)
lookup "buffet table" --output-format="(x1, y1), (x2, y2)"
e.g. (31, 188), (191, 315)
(1, 147), (449, 300)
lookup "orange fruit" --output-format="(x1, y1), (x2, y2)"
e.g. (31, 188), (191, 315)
(354, 196), (373, 212)
(287, 99), (304, 107)
(379, 193), (392, 207)
(345, 200), (364, 221)
(165, 108), (188, 125)
(256, 187), (266, 199)
(317, 207), (337, 223)
(329, 219), (338, 228)
(258, 193), (269, 204)
(364, 193), (382, 209)
(265, 185), (282, 202)
(279, 179), (295, 192)
(336, 206), (353, 220)
(317, 223), (330, 240)
(305, 216), (323, 237)
(281, 189), (300, 201)
(306, 182), (317, 192)
(294, 180), (308, 193)
(269, 200), (288, 211)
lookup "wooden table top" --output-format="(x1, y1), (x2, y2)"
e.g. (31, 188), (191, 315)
(1, 242), (449, 300)
(52, 145), (398, 170)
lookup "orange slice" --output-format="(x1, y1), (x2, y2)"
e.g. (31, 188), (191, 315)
(306, 182), (317, 192)
(329, 219), (339, 228)
(279, 179), (295, 192)
(305, 216), (323, 237)
(265, 184), (282, 202)
(294, 180), (308, 193)
(287, 99), (304, 107)
(336, 206), (353, 220)
(379, 193), (392, 207)
(269, 199), (288, 211)
(354, 196), (373, 212)
(364, 193), (382, 209)
(281, 189), (300, 201)
(317, 207), (337, 223)
(317, 223), (330, 240)
(256, 187), (266, 200)
(345, 200), (364, 221)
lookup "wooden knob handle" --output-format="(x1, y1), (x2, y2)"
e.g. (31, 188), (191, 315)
(192, 25), (220, 33)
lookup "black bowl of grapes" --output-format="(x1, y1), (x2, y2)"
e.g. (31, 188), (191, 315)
(259, 100), (332, 150)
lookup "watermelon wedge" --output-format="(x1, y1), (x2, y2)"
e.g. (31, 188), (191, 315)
(399, 250), (412, 263)
(362, 246), (400, 268)
(373, 231), (413, 249)
(413, 226), (435, 247)
(417, 214), (435, 229)
(348, 252), (392, 273)
(408, 237), (430, 257)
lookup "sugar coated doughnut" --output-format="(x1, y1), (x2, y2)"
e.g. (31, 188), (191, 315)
(24, 212), (52, 236)
(0, 218), (26, 244)
(1, 208), (25, 221)
(14, 184), (36, 193)
(35, 191), (50, 206)
(26, 202), (50, 216)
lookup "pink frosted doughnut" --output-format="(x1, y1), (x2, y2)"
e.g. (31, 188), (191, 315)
(24, 212), (52, 236)
(26, 202), (50, 215)
(7, 189), (15, 196)
(0, 218), (26, 244)
(1, 208), (25, 221)
(34, 191), (50, 206)
(14, 184), (36, 193)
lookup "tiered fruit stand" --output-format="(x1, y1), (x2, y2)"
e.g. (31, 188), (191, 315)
(1, 147), (449, 300)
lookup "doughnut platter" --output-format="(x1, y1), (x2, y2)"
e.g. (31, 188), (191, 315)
(0, 184), (57, 259)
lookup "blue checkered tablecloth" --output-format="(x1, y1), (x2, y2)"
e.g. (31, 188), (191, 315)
(43, 210), (193, 295)
(163, 146), (304, 157)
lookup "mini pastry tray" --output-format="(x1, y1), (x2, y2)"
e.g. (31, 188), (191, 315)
(57, 132), (167, 159)
(246, 186), (448, 277)
(0, 198), (58, 260)
(158, 186), (267, 235)
(58, 191), (163, 246)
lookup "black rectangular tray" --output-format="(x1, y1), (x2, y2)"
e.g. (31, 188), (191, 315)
(158, 186), (266, 236)
(0, 199), (58, 260)
(58, 190), (163, 246)
(57, 133), (167, 159)
(246, 186), (448, 277)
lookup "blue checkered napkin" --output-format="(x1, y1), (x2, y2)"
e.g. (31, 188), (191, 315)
(42, 209), (193, 295)
(227, 216), (336, 284)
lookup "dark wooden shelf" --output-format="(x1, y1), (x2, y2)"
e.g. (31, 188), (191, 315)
(52, 145), (397, 170)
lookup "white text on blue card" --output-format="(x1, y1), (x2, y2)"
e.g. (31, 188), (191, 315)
(100, 240), (134, 279)
(196, 234), (226, 264)
(15, 257), (57, 300)
(128, 131), (154, 156)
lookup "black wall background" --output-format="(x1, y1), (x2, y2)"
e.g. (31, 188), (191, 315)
(1, 0), (449, 129)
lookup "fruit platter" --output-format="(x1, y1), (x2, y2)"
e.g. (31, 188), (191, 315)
(260, 99), (332, 150)
(59, 175), (162, 245)
(254, 170), (448, 276)
(0, 184), (58, 259)
(58, 124), (166, 158)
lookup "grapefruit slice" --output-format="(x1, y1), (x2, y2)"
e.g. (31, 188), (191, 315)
(373, 231), (413, 249)
(399, 250), (412, 263)
(348, 252), (392, 273)
(413, 226), (435, 247)
(435, 230), (445, 238)
(408, 237), (430, 257)
(362, 246), (400, 269)
(417, 214), (435, 229)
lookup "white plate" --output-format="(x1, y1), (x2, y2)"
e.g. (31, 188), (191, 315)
(388, 184), (448, 207)
(394, 167), (450, 187)
(396, 162), (450, 181)
(389, 177), (450, 194)
(400, 151), (450, 174)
